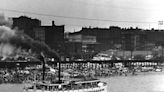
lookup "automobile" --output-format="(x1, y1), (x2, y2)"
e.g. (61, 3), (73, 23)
(154, 68), (162, 72)
(76, 59), (84, 61)
(141, 67), (154, 72)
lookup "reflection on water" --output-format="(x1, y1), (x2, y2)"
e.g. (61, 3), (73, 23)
(0, 72), (164, 92)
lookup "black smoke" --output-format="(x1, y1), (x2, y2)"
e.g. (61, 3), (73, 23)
(0, 15), (59, 61)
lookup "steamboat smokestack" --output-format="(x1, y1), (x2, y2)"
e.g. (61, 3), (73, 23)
(52, 21), (55, 26)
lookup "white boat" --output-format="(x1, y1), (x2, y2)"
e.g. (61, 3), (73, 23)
(23, 53), (108, 92)
(24, 79), (107, 92)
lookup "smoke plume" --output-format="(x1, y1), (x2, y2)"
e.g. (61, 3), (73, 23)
(0, 43), (15, 60)
(0, 15), (59, 61)
(0, 15), (16, 60)
(0, 26), (15, 42)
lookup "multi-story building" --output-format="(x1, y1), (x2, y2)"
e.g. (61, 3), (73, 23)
(12, 16), (41, 38)
(74, 26), (150, 52)
(68, 27), (164, 59)
(34, 21), (65, 55)
(12, 16), (65, 55)
(34, 27), (45, 43)
(79, 27), (123, 51)
(66, 33), (98, 60)
(121, 28), (147, 51)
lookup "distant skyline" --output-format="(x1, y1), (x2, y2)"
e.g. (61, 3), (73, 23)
(0, 0), (164, 32)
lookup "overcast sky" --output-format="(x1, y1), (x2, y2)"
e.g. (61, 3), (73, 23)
(0, 0), (164, 32)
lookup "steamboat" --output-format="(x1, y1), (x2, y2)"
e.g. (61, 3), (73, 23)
(23, 53), (107, 92)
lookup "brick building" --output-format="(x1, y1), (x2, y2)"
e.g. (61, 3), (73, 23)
(12, 16), (65, 55)
(74, 26), (157, 52)
(66, 33), (98, 60)
(12, 16), (41, 38)
(34, 21), (65, 54)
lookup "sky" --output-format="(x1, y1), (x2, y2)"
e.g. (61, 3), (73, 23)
(0, 0), (164, 32)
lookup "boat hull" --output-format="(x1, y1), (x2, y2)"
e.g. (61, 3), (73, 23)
(25, 85), (107, 92)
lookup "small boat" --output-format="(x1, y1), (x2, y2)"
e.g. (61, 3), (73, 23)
(23, 53), (108, 92)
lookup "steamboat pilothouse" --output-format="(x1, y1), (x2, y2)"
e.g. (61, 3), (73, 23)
(23, 53), (108, 92)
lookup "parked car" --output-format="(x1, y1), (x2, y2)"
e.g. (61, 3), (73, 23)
(141, 67), (154, 72)
(155, 68), (162, 72)
(154, 66), (162, 72)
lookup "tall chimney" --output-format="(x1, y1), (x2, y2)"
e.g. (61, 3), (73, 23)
(52, 20), (55, 26)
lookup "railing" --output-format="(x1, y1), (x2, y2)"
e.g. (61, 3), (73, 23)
(27, 83), (107, 92)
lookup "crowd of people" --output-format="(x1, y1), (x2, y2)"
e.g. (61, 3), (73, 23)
(0, 68), (29, 84)
(0, 63), (163, 84)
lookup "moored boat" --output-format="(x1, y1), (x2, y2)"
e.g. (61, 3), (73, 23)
(24, 79), (107, 92)
(23, 53), (108, 92)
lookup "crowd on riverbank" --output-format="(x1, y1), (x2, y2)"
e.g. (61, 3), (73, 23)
(0, 69), (29, 84)
(0, 64), (163, 84)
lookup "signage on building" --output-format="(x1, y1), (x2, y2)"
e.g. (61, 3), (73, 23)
(68, 34), (96, 44)
(68, 34), (82, 42)
(82, 36), (96, 43)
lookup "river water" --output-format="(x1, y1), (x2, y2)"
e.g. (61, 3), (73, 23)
(0, 72), (164, 92)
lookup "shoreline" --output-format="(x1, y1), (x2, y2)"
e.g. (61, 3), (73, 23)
(0, 71), (163, 85)
(0, 72), (164, 92)
(97, 71), (164, 79)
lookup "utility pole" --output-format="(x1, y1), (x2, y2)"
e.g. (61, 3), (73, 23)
(40, 52), (45, 82)
(58, 56), (64, 83)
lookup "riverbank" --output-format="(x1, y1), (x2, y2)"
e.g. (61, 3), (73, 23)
(95, 70), (164, 79)
(0, 72), (164, 92)
(0, 66), (163, 84)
